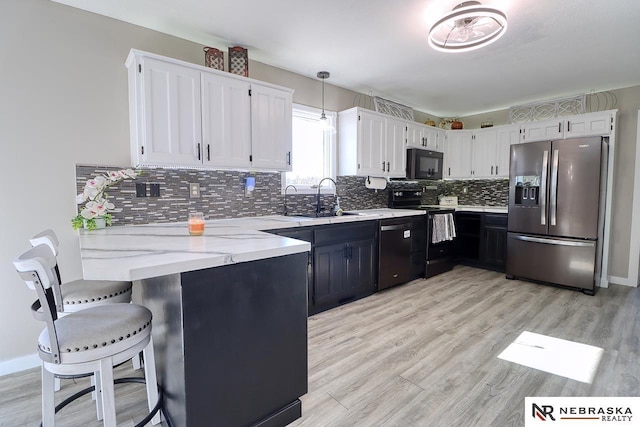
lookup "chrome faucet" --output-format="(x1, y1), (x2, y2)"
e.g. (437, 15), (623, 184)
(315, 177), (338, 215)
(283, 184), (297, 216)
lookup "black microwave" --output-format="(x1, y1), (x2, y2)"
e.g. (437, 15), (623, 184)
(406, 149), (443, 180)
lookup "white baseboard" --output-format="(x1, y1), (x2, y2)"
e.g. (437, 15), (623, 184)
(0, 353), (40, 377)
(608, 275), (638, 287)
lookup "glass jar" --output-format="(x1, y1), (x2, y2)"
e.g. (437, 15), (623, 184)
(188, 212), (205, 236)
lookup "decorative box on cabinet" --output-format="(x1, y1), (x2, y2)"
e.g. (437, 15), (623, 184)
(126, 49), (293, 171)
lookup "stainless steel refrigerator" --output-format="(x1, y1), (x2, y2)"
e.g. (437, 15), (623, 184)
(506, 136), (608, 294)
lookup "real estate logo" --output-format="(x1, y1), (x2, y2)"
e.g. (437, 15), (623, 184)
(525, 397), (639, 426)
(532, 403), (556, 421)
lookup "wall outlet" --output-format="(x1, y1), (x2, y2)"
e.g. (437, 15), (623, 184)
(136, 182), (147, 197)
(189, 182), (200, 198)
(150, 183), (160, 197)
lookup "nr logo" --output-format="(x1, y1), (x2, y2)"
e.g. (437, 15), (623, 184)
(533, 403), (556, 421)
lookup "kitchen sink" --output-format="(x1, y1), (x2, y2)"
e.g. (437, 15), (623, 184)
(294, 212), (359, 218)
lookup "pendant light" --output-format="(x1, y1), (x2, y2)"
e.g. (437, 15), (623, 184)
(429, 1), (507, 53)
(317, 71), (335, 133)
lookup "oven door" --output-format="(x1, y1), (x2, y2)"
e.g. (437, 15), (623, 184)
(407, 149), (443, 180)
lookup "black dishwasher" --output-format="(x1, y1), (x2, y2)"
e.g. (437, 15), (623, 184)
(378, 218), (412, 290)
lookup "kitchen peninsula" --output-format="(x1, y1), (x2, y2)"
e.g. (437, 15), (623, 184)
(78, 211), (421, 426)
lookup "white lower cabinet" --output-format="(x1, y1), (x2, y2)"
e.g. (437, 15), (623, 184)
(126, 49), (293, 171)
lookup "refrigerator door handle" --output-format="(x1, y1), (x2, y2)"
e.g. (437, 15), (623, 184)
(540, 150), (549, 225)
(549, 149), (559, 226)
(515, 235), (595, 248)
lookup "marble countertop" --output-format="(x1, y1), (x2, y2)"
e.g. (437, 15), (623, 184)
(421, 205), (508, 214)
(79, 209), (424, 282)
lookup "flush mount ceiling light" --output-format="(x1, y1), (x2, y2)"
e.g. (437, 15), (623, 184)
(317, 71), (335, 133)
(428, 1), (507, 53)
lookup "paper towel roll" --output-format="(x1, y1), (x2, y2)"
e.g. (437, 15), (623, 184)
(365, 176), (387, 190)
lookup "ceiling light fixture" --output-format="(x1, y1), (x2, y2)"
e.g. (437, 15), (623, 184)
(317, 71), (335, 133)
(428, 1), (507, 53)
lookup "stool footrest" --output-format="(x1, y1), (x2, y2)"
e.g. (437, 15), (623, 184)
(38, 377), (163, 427)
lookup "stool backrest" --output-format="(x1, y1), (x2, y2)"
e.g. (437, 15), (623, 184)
(13, 244), (62, 363)
(30, 230), (64, 312)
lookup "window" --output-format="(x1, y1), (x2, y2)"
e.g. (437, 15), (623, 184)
(282, 104), (337, 194)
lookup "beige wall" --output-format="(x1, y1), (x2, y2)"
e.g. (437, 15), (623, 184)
(0, 0), (368, 364)
(1, 0), (637, 366)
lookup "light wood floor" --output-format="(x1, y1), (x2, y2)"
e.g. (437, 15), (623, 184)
(1, 266), (638, 426)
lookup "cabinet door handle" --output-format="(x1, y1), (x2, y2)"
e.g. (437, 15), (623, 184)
(496, 165), (498, 175)
(448, 167), (451, 176)
(382, 161), (385, 172)
(207, 144), (210, 161)
(491, 165), (494, 175)
(286, 151), (291, 165)
(386, 161), (390, 172)
(197, 143), (201, 161)
(567, 121), (571, 132)
(558, 122), (561, 133)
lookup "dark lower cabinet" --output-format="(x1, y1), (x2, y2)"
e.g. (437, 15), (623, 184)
(312, 222), (377, 314)
(455, 212), (507, 272)
(269, 228), (314, 311)
(481, 215), (508, 270)
(410, 216), (427, 280)
(270, 221), (378, 315)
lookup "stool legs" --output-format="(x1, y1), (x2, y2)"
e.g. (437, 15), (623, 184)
(42, 366), (56, 427)
(143, 337), (161, 425)
(99, 358), (117, 427)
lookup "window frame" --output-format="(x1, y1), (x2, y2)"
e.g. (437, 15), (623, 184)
(281, 103), (337, 195)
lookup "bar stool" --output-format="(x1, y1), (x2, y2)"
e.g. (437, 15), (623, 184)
(13, 243), (161, 427)
(30, 230), (138, 405)
(30, 230), (132, 312)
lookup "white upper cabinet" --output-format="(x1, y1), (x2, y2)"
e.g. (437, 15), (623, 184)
(134, 56), (203, 167)
(338, 107), (405, 178)
(406, 122), (445, 151)
(250, 84), (293, 171)
(406, 122), (426, 149)
(495, 124), (520, 177)
(385, 117), (407, 177)
(201, 73), (251, 168)
(443, 131), (473, 179)
(126, 49), (293, 171)
(564, 111), (612, 138)
(521, 118), (564, 142)
(471, 128), (498, 178)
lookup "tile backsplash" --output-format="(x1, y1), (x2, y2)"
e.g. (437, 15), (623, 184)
(76, 165), (508, 226)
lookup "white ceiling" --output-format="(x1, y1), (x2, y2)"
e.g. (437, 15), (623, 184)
(53, 0), (640, 117)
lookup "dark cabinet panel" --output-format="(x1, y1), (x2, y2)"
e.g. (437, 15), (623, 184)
(313, 243), (347, 306)
(455, 212), (507, 272)
(410, 216), (426, 280)
(312, 222), (377, 314)
(269, 228), (314, 311)
(346, 239), (377, 293)
(481, 214), (508, 270)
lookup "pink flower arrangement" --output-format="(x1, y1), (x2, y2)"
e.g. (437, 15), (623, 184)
(72, 169), (139, 230)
